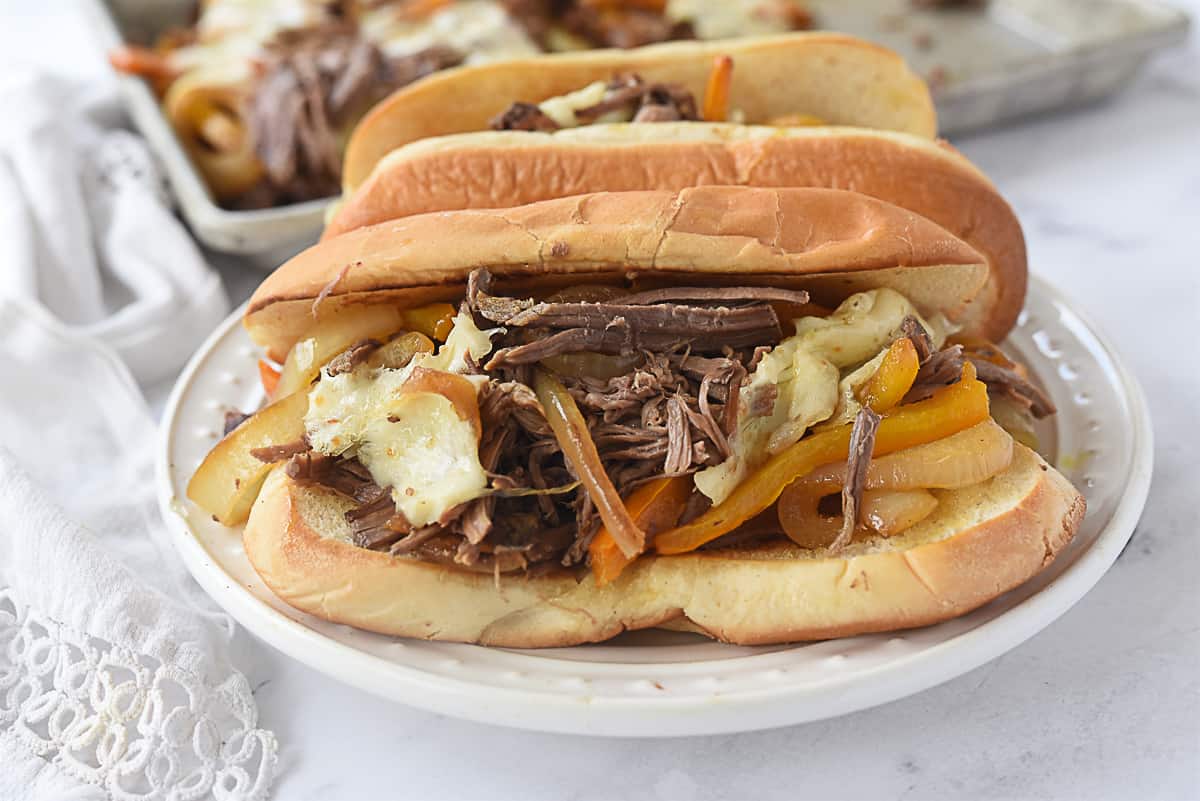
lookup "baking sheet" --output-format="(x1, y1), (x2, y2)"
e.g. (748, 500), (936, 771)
(88, 0), (1190, 261)
(806, 0), (1190, 133)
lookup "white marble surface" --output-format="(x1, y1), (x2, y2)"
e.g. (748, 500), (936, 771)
(5, 3), (1200, 799)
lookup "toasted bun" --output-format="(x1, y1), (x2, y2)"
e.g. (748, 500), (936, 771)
(244, 444), (1083, 647)
(326, 126), (1025, 340)
(245, 186), (988, 362)
(343, 33), (937, 193)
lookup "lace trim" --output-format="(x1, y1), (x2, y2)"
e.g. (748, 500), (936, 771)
(0, 588), (277, 801)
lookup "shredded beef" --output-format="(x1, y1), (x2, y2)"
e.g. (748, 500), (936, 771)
(833, 407), (881, 552)
(905, 344), (966, 402)
(485, 308), (781, 368)
(250, 438), (311, 463)
(292, 270), (1052, 573)
(901, 315), (934, 363)
(346, 495), (404, 549)
(325, 338), (380, 375)
(490, 102), (560, 132)
(489, 71), (700, 134)
(389, 525), (444, 555)
(463, 272), (762, 565)
(285, 452), (385, 504)
(574, 73), (699, 123)
(244, 25), (462, 208)
(905, 343), (1055, 417)
(969, 358), (1056, 418)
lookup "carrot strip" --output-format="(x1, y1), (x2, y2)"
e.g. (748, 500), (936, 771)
(590, 475), (692, 586)
(258, 359), (281, 399)
(702, 55), (734, 122)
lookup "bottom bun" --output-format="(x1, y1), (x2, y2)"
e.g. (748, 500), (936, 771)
(243, 445), (1084, 647)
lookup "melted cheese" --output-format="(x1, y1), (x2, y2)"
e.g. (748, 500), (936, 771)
(667, 0), (800, 40)
(359, 393), (487, 527)
(178, 0), (539, 76)
(197, 0), (328, 44)
(304, 313), (498, 526)
(359, 0), (540, 63)
(538, 81), (632, 128)
(695, 289), (948, 505)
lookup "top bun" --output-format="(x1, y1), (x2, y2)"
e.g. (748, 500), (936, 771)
(245, 185), (988, 361)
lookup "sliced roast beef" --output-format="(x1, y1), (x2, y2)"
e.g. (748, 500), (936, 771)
(250, 438), (311, 463)
(968, 358), (1056, 418)
(573, 73), (699, 123)
(489, 102), (561, 132)
(618, 286), (810, 306)
(833, 406), (881, 551)
(485, 314), (781, 368)
(325, 338), (380, 375)
(905, 344), (966, 402)
(285, 452), (384, 504)
(499, 300), (780, 334)
(905, 343), (1055, 417)
(245, 25), (462, 208)
(346, 494), (403, 549)
(900, 315), (934, 363)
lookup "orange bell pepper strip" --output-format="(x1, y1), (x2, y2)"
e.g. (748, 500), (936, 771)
(257, 359), (281, 399)
(589, 475), (693, 586)
(857, 337), (920, 413)
(655, 364), (988, 555)
(401, 302), (457, 342)
(702, 55), (734, 122)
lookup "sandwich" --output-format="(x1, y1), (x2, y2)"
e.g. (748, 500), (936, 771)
(187, 185), (1084, 647)
(337, 31), (936, 197)
(325, 35), (1025, 340)
(108, 0), (814, 208)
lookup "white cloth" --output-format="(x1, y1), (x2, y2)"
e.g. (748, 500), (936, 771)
(0, 73), (228, 385)
(0, 73), (276, 800)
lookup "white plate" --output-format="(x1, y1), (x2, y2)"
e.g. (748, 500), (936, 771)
(156, 276), (1152, 736)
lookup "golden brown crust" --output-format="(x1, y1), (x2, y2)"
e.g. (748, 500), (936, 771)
(243, 445), (1084, 647)
(343, 33), (937, 192)
(327, 126), (1025, 340)
(245, 186), (987, 361)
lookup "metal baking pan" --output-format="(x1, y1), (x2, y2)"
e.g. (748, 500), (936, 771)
(86, 0), (327, 266)
(807, 0), (1191, 135)
(86, 0), (1189, 266)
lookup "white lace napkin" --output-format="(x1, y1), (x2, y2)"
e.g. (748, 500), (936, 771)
(0, 73), (276, 800)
